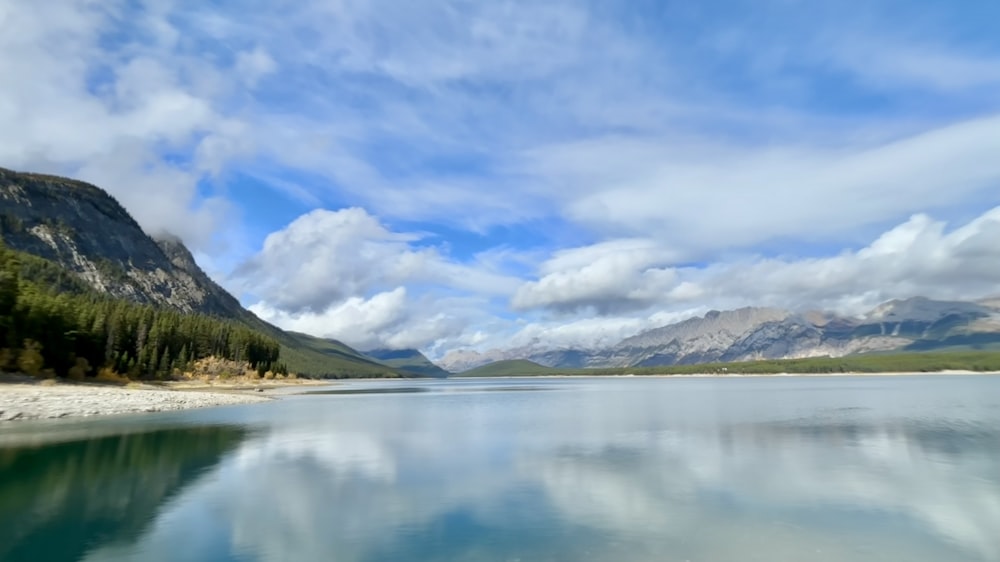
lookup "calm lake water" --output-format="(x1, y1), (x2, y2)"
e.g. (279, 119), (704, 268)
(3, 375), (1000, 562)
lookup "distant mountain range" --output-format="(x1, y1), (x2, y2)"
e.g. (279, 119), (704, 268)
(440, 298), (1000, 373)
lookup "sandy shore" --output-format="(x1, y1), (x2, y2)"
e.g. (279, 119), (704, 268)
(0, 380), (275, 422)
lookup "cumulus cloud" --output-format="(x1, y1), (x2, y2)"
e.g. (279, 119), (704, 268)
(236, 207), (518, 350)
(233, 207), (517, 311)
(512, 239), (679, 314)
(233, 208), (424, 312)
(513, 207), (1000, 320)
(696, 208), (1000, 314)
(249, 289), (489, 352)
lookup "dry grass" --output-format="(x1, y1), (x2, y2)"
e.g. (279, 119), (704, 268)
(94, 368), (131, 385)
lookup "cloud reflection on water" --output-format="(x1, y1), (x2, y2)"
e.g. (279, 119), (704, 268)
(76, 377), (1000, 562)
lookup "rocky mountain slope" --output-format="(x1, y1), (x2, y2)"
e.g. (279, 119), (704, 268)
(440, 298), (1000, 371)
(0, 168), (243, 316)
(0, 167), (397, 378)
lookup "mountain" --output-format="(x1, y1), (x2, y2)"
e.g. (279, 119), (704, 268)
(0, 167), (397, 378)
(0, 169), (239, 315)
(609, 307), (791, 366)
(364, 348), (450, 378)
(460, 359), (556, 377)
(619, 299), (1000, 366)
(443, 298), (1000, 371)
(437, 347), (530, 373)
(438, 308), (795, 370)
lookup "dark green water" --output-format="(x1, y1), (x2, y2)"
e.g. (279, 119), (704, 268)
(2, 375), (1000, 562)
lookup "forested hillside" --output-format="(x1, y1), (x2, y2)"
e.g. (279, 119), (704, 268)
(0, 239), (281, 380)
(0, 167), (404, 379)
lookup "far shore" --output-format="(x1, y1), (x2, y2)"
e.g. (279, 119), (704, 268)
(453, 369), (1000, 379)
(639, 369), (1000, 377)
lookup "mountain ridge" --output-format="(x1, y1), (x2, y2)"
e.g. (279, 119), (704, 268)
(440, 298), (1000, 372)
(0, 167), (399, 378)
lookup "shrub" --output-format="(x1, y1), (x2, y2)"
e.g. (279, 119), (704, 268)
(0, 348), (13, 370)
(17, 340), (44, 377)
(67, 357), (92, 381)
(95, 367), (130, 384)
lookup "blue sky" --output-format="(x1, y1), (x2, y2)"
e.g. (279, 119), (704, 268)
(2, 0), (1000, 358)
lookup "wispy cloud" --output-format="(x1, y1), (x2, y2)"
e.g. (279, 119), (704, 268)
(2, 0), (999, 354)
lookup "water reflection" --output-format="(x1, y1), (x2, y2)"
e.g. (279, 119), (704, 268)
(306, 384), (550, 395)
(4, 377), (1000, 561)
(305, 386), (431, 395)
(0, 426), (247, 562)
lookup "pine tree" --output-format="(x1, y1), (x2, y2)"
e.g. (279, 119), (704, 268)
(157, 346), (171, 377)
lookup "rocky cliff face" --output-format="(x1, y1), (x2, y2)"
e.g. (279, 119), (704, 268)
(0, 168), (240, 316)
(614, 298), (1000, 367)
(610, 307), (790, 366)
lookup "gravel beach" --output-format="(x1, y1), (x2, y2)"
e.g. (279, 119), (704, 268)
(0, 382), (272, 422)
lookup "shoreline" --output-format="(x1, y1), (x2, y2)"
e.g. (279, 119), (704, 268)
(0, 375), (319, 423)
(5, 370), (999, 422)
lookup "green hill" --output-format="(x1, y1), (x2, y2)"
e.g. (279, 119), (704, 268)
(365, 348), (450, 378)
(280, 332), (399, 378)
(460, 359), (558, 377)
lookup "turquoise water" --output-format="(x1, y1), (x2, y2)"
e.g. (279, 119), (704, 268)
(2, 375), (1000, 562)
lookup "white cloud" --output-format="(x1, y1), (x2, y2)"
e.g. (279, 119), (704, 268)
(681, 208), (1000, 315)
(525, 114), (1000, 257)
(250, 290), (492, 352)
(513, 207), (1000, 321)
(233, 208), (423, 312)
(234, 47), (277, 86)
(233, 207), (517, 312)
(5, 0), (1000, 357)
(236, 207), (519, 350)
(0, 0), (249, 249)
(512, 239), (679, 313)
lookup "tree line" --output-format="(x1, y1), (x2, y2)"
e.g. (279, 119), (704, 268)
(0, 239), (283, 380)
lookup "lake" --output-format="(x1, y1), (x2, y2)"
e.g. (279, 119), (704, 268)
(2, 375), (1000, 562)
